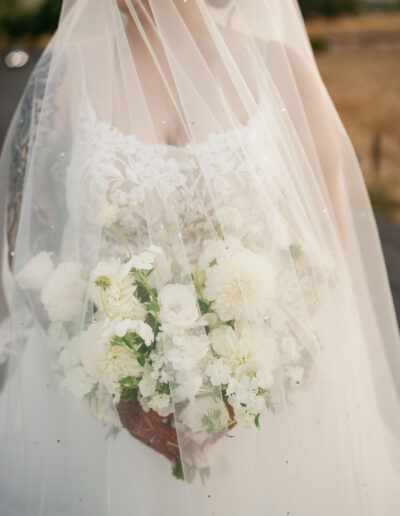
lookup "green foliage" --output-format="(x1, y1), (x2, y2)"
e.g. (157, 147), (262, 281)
(172, 456), (184, 480)
(0, 0), (62, 39)
(298, 0), (360, 17)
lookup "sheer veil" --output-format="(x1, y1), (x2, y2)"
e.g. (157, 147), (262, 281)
(0, 1), (399, 515)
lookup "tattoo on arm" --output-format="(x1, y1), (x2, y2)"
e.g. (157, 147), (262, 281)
(6, 52), (65, 267)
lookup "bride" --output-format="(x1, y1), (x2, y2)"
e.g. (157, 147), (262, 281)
(1, 1), (399, 515)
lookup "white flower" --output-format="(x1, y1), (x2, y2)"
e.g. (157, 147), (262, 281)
(255, 369), (274, 390)
(163, 333), (210, 372)
(206, 358), (231, 386)
(96, 203), (119, 228)
(41, 262), (86, 322)
(90, 385), (118, 426)
(138, 365), (157, 398)
(111, 317), (154, 346)
(159, 284), (201, 329)
(246, 394), (265, 415)
(57, 334), (81, 370)
(216, 206), (243, 232)
(233, 405), (256, 428)
(16, 251), (54, 291)
(90, 259), (146, 320)
(227, 375), (259, 406)
(148, 393), (172, 417)
(47, 322), (69, 352)
(204, 248), (275, 321)
(180, 396), (229, 435)
(62, 366), (96, 399)
(198, 239), (226, 270)
(79, 320), (143, 399)
(127, 251), (155, 271)
(174, 370), (203, 401)
(203, 312), (220, 331)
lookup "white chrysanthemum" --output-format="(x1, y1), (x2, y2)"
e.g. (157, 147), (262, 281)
(148, 393), (172, 417)
(159, 284), (201, 329)
(16, 251), (54, 291)
(90, 259), (146, 320)
(216, 206), (243, 232)
(96, 203), (119, 228)
(79, 321), (143, 398)
(41, 262), (87, 322)
(62, 366), (96, 399)
(180, 396), (229, 435)
(204, 249), (275, 321)
(206, 358), (232, 386)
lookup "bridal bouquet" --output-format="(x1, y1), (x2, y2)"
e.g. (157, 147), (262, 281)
(16, 206), (327, 478)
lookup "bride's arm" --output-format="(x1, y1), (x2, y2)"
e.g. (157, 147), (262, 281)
(265, 41), (346, 246)
(6, 53), (67, 268)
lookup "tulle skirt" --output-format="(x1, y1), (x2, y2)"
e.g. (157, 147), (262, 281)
(1, 275), (400, 516)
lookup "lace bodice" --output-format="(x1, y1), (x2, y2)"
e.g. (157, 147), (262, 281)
(66, 95), (281, 262)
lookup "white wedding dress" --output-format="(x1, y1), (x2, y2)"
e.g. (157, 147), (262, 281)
(1, 88), (400, 516)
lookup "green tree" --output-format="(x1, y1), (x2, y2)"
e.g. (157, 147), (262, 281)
(298, 0), (360, 17)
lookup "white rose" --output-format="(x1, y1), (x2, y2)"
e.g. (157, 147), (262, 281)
(209, 325), (239, 359)
(16, 251), (54, 291)
(159, 284), (200, 329)
(41, 262), (86, 322)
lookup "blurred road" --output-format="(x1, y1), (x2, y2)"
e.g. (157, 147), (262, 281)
(0, 47), (399, 325)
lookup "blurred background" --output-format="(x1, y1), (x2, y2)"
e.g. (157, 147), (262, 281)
(0, 0), (399, 322)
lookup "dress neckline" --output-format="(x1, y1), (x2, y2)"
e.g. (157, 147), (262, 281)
(80, 88), (264, 154)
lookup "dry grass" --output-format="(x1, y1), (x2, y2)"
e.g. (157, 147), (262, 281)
(306, 12), (400, 222)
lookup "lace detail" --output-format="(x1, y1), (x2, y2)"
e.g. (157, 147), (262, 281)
(66, 94), (280, 262)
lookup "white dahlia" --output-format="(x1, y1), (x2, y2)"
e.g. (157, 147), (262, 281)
(90, 259), (146, 320)
(79, 320), (143, 398)
(204, 248), (275, 321)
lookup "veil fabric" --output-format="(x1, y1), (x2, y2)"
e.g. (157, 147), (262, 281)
(0, 1), (399, 515)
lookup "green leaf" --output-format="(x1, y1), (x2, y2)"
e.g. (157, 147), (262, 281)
(254, 413), (260, 428)
(137, 353), (146, 367)
(146, 299), (160, 312)
(172, 456), (184, 480)
(135, 283), (150, 303)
